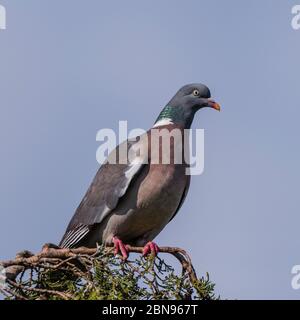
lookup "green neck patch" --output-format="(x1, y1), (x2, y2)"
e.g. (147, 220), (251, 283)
(155, 105), (184, 124)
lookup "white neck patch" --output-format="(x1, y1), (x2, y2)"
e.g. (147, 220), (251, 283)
(152, 118), (174, 128)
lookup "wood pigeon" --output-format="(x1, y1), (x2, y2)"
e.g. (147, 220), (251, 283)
(59, 84), (220, 259)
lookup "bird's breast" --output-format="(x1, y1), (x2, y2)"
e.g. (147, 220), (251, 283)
(136, 164), (187, 218)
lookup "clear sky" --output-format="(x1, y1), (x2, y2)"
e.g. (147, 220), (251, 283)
(1, 0), (300, 299)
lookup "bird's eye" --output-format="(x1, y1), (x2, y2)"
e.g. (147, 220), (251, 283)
(192, 89), (200, 97)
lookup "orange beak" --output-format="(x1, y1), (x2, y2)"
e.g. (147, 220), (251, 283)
(207, 98), (221, 111)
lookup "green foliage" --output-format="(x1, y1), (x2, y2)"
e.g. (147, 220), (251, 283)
(2, 246), (216, 300)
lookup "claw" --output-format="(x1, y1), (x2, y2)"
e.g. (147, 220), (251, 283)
(112, 236), (129, 260)
(142, 241), (159, 257)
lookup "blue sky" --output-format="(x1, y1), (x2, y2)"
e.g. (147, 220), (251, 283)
(1, 0), (300, 299)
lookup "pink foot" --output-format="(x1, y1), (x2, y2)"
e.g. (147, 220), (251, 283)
(112, 236), (129, 260)
(142, 241), (160, 257)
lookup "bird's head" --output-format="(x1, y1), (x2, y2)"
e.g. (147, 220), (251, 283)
(154, 83), (220, 128)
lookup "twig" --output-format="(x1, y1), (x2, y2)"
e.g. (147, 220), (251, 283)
(0, 243), (210, 300)
(6, 279), (74, 300)
(1, 245), (198, 283)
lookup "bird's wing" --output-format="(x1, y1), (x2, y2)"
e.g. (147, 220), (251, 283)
(168, 174), (190, 223)
(60, 134), (149, 248)
(59, 224), (91, 248)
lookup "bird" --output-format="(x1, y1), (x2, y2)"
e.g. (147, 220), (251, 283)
(59, 83), (220, 259)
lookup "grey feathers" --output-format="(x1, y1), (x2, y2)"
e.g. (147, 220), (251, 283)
(60, 224), (90, 248)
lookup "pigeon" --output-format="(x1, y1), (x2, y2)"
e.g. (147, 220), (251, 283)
(59, 84), (220, 259)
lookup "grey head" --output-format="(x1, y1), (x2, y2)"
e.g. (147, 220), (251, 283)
(155, 83), (220, 128)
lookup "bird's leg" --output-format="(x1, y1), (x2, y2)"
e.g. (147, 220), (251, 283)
(142, 241), (160, 257)
(112, 236), (129, 260)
